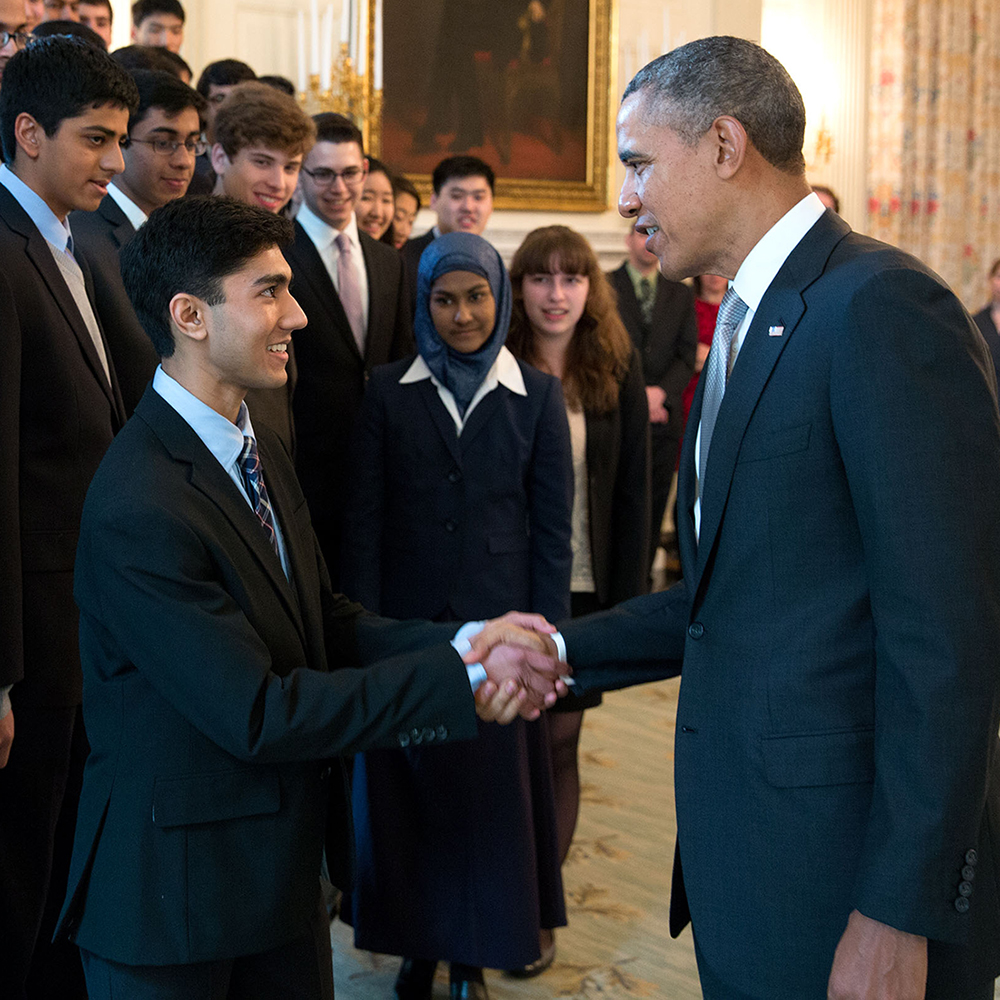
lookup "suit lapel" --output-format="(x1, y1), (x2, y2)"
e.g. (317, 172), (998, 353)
(458, 384), (505, 452)
(359, 231), (384, 364)
(415, 378), (462, 464)
(688, 213), (850, 597)
(98, 194), (135, 248)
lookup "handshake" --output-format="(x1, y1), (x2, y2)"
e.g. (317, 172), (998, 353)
(466, 612), (570, 725)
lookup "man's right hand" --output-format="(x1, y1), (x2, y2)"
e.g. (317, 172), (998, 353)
(0, 709), (13, 768)
(478, 642), (568, 719)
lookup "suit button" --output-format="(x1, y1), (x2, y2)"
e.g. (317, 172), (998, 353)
(962, 865), (976, 882)
(954, 896), (971, 913)
(965, 849), (978, 866)
(958, 881), (974, 898)
(688, 622), (704, 640)
(444, 519), (457, 532)
(422, 727), (436, 742)
(411, 727), (422, 744)
(436, 725), (448, 740)
(448, 469), (462, 483)
(398, 732), (410, 747)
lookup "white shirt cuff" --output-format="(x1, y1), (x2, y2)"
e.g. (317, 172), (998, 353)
(451, 621), (487, 691)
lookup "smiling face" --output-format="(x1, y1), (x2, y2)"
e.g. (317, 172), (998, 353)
(212, 143), (302, 214)
(429, 269), (496, 354)
(132, 11), (183, 52)
(355, 167), (394, 239)
(520, 266), (589, 344)
(18, 102), (129, 220)
(617, 90), (722, 282)
(430, 174), (492, 234)
(299, 139), (367, 232)
(186, 246), (307, 418)
(116, 105), (201, 214)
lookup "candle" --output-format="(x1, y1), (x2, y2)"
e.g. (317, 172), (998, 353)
(297, 10), (307, 92)
(321, 5), (333, 91)
(357, 0), (367, 77)
(348, 0), (356, 64)
(373, 0), (383, 90)
(339, 0), (349, 45)
(310, 0), (320, 76)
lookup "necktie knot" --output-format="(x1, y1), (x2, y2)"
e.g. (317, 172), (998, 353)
(335, 231), (350, 255)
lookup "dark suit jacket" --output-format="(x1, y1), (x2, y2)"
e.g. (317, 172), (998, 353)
(563, 211), (1000, 994)
(342, 355), (572, 623)
(972, 307), (1000, 395)
(401, 227), (436, 309)
(583, 347), (650, 607)
(285, 222), (412, 588)
(0, 185), (126, 705)
(608, 263), (696, 440)
(72, 194), (159, 417)
(55, 387), (478, 966)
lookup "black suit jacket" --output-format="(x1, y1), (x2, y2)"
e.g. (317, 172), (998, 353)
(72, 194), (159, 417)
(342, 355), (572, 623)
(401, 227), (436, 309)
(286, 222), (412, 587)
(0, 185), (126, 705)
(608, 263), (696, 438)
(564, 212), (1000, 994)
(55, 387), (478, 966)
(972, 307), (1000, 395)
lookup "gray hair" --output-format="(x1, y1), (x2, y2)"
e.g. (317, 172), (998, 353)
(623, 36), (806, 174)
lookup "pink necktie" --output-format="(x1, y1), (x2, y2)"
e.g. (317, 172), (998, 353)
(335, 232), (365, 355)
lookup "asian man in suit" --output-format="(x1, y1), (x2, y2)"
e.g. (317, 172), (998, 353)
(608, 225), (696, 568)
(475, 36), (1000, 1000)
(54, 195), (565, 1000)
(0, 36), (137, 1000)
(73, 69), (207, 416)
(286, 113), (412, 589)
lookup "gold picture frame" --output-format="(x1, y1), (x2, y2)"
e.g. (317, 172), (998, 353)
(366, 0), (616, 213)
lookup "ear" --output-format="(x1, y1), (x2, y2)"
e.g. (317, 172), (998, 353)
(14, 113), (43, 163)
(711, 116), (748, 180)
(169, 293), (209, 346)
(210, 143), (229, 176)
(130, 25), (138, 43)
(360, 156), (370, 181)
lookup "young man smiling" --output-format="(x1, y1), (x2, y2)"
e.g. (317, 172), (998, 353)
(74, 68), (207, 414)
(0, 34), (137, 1000)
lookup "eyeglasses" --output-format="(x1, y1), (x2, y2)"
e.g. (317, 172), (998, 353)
(0, 30), (33, 49)
(300, 165), (365, 188)
(123, 136), (208, 157)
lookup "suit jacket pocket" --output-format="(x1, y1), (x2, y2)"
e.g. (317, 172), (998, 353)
(152, 768), (280, 827)
(737, 422), (811, 464)
(488, 532), (531, 555)
(762, 728), (874, 787)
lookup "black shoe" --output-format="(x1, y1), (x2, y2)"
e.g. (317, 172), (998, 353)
(505, 937), (556, 978)
(449, 980), (489, 1000)
(395, 958), (437, 1000)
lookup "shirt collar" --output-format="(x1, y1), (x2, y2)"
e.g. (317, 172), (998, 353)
(731, 192), (826, 313)
(625, 260), (657, 295)
(0, 163), (73, 251)
(400, 345), (526, 396)
(296, 200), (362, 252)
(107, 182), (148, 231)
(152, 365), (253, 472)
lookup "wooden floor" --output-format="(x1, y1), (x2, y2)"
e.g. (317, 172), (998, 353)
(329, 676), (703, 998)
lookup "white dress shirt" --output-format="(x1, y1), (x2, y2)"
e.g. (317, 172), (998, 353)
(693, 192), (826, 538)
(107, 182), (149, 231)
(296, 202), (370, 335)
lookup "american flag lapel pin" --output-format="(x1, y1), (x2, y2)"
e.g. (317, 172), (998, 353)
(768, 324), (784, 337)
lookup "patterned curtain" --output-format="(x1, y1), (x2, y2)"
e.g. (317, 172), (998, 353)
(868, 0), (1000, 310)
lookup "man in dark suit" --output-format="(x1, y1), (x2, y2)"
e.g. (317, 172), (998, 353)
(608, 225), (696, 567)
(54, 196), (564, 999)
(287, 113), (412, 588)
(74, 69), (206, 416)
(0, 36), (138, 1000)
(401, 154), (495, 309)
(476, 36), (1000, 1000)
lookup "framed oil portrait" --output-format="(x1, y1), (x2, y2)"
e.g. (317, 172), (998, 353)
(368, 0), (615, 212)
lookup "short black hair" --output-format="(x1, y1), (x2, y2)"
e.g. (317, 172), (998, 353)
(391, 172), (421, 211)
(31, 19), (107, 49)
(157, 48), (191, 81)
(257, 74), (296, 97)
(431, 155), (495, 195)
(131, 0), (185, 27)
(120, 197), (294, 358)
(196, 58), (256, 98)
(0, 36), (139, 166)
(111, 44), (182, 77)
(312, 112), (363, 151)
(129, 69), (206, 132)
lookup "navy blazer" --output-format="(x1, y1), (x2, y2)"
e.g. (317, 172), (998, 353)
(342, 354), (572, 623)
(55, 388), (479, 966)
(562, 211), (1000, 994)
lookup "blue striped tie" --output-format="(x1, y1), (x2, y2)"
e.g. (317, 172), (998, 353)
(238, 435), (279, 555)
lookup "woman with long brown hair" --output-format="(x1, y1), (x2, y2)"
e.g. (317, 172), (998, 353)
(507, 225), (650, 974)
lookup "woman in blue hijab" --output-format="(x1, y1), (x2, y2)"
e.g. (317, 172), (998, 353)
(342, 232), (573, 999)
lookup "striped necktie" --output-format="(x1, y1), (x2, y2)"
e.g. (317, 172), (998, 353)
(238, 435), (279, 555)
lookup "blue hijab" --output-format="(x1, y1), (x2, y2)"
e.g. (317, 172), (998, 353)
(414, 232), (512, 416)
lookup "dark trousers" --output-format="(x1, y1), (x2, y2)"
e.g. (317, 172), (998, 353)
(81, 897), (336, 1000)
(0, 703), (88, 1000)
